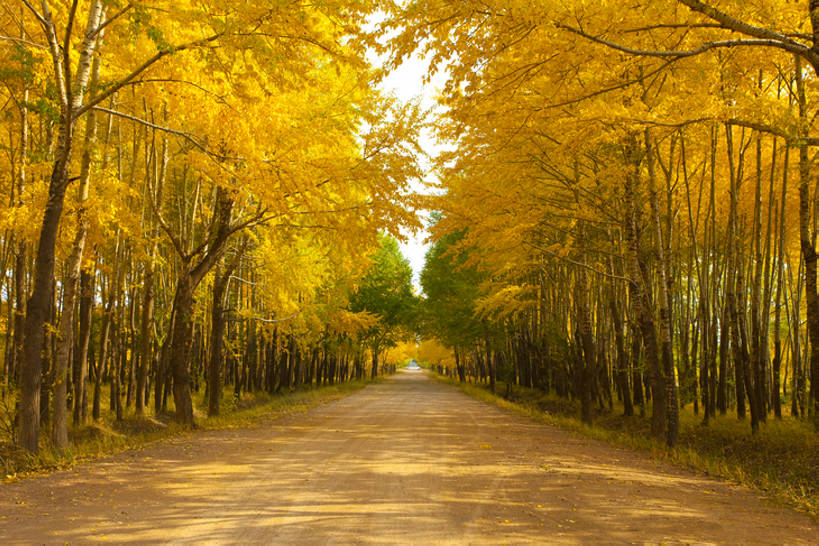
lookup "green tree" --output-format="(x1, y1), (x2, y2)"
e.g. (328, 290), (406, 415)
(420, 225), (486, 383)
(349, 234), (417, 378)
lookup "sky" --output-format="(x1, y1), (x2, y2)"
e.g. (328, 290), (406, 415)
(371, 48), (450, 292)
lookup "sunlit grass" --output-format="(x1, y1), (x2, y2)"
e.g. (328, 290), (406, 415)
(0, 379), (375, 479)
(438, 374), (818, 519)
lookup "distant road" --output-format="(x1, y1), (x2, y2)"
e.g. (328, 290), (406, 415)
(1, 369), (816, 543)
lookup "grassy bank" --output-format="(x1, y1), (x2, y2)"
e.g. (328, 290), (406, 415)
(437, 374), (818, 519)
(1, 379), (375, 481)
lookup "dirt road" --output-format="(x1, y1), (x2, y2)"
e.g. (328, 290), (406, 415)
(1, 369), (816, 544)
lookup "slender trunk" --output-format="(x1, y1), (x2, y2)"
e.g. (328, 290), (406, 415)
(12, 32), (29, 395)
(749, 131), (767, 425)
(208, 263), (230, 416)
(623, 138), (666, 439)
(575, 270), (595, 424)
(18, 0), (105, 453)
(799, 57), (819, 428)
(645, 130), (679, 446)
(94, 277), (115, 421)
(51, 49), (104, 445)
(73, 269), (93, 425)
(772, 146), (789, 418)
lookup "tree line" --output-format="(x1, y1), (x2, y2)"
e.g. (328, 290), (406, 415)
(400, 0), (819, 445)
(0, 1), (420, 454)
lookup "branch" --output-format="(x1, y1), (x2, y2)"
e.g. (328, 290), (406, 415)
(144, 163), (185, 259)
(89, 2), (132, 41)
(621, 23), (726, 33)
(90, 106), (238, 160)
(558, 23), (810, 59)
(75, 32), (222, 118)
(523, 240), (630, 282)
(19, 0), (47, 28)
(228, 311), (301, 324)
(538, 57), (679, 110)
(118, 78), (232, 107)
(228, 275), (257, 286)
(227, 205), (271, 236)
(254, 311), (301, 323)
(677, 0), (810, 50)
(725, 118), (819, 146)
(0, 35), (47, 49)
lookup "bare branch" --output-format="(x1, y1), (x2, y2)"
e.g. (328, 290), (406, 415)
(0, 35), (47, 49)
(524, 240), (630, 282)
(228, 275), (257, 286)
(621, 23), (726, 33)
(90, 106), (239, 160)
(117, 78), (232, 107)
(725, 118), (819, 146)
(250, 311), (301, 324)
(89, 2), (133, 41)
(19, 0), (47, 27)
(557, 23), (809, 59)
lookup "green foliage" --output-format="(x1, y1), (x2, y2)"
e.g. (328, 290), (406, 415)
(349, 233), (418, 351)
(420, 225), (486, 348)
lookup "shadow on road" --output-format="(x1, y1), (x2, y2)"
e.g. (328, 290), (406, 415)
(1, 369), (816, 543)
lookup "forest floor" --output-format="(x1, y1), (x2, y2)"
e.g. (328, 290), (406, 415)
(0, 369), (816, 544)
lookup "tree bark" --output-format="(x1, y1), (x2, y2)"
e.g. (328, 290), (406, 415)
(797, 56), (819, 428)
(18, 0), (105, 453)
(644, 130), (679, 446)
(623, 138), (666, 439)
(73, 268), (94, 426)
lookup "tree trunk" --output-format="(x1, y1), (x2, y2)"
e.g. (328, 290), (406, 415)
(623, 138), (666, 439)
(644, 129), (678, 446)
(169, 274), (196, 425)
(575, 270), (595, 424)
(798, 57), (819, 428)
(208, 264), (229, 416)
(18, 0), (105, 453)
(73, 269), (93, 426)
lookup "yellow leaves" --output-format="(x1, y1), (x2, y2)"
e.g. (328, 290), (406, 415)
(384, 341), (419, 366)
(475, 284), (538, 321)
(415, 339), (455, 369)
(328, 310), (379, 337)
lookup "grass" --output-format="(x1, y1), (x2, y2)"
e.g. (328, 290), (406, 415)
(435, 374), (819, 520)
(0, 378), (376, 481)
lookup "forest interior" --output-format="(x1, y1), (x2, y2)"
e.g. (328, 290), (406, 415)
(1, 0), (818, 543)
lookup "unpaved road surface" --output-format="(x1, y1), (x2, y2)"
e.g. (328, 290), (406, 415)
(1, 369), (816, 544)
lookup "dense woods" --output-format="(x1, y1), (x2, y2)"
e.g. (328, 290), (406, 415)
(0, 1), (421, 455)
(400, 0), (819, 446)
(1, 0), (818, 493)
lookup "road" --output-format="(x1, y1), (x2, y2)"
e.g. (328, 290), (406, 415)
(1, 369), (816, 543)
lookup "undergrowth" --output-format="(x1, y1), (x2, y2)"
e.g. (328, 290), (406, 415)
(439, 375), (819, 520)
(0, 379), (375, 480)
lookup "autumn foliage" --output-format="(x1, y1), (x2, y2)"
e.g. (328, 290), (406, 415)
(0, 0), (420, 453)
(393, 0), (819, 443)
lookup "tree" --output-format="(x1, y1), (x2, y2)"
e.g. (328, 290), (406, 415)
(382, 0), (819, 442)
(420, 223), (486, 383)
(349, 234), (417, 378)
